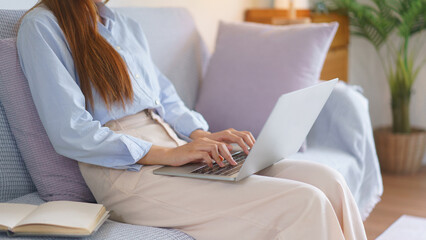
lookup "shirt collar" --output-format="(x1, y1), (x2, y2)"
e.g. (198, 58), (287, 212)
(96, 2), (116, 23)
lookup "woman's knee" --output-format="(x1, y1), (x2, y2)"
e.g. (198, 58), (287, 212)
(262, 160), (348, 187)
(293, 183), (331, 211)
(318, 164), (348, 191)
(293, 160), (348, 190)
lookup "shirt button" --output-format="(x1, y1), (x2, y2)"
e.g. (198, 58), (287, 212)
(135, 74), (140, 79)
(116, 46), (121, 50)
(155, 99), (160, 105)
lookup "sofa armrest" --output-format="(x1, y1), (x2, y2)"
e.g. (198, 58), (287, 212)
(308, 81), (368, 155)
(307, 81), (383, 219)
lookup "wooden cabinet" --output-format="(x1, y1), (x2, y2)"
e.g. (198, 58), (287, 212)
(245, 9), (350, 82)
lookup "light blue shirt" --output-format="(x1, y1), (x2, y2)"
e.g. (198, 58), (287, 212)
(17, 3), (209, 171)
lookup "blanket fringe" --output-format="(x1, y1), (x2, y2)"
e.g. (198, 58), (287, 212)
(361, 194), (382, 221)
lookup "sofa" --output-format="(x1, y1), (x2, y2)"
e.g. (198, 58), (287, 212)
(0, 7), (383, 239)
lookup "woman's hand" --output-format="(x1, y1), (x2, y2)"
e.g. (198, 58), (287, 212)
(190, 129), (256, 155)
(137, 137), (238, 168)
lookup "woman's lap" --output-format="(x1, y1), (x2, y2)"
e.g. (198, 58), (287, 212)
(79, 160), (345, 240)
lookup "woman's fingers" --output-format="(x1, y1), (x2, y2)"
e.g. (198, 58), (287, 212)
(232, 130), (255, 149)
(195, 141), (225, 167)
(224, 132), (250, 155)
(218, 129), (255, 153)
(217, 142), (237, 165)
(199, 138), (236, 166)
(197, 152), (214, 168)
(245, 131), (256, 145)
(209, 144), (225, 167)
(179, 136), (246, 168)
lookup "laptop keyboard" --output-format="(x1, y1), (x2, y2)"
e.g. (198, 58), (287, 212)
(190, 151), (247, 176)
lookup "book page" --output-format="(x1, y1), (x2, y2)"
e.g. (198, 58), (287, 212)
(0, 203), (38, 230)
(15, 201), (104, 231)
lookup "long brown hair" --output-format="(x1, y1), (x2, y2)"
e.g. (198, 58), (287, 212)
(24, 0), (134, 111)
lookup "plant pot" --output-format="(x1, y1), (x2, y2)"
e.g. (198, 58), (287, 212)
(374, 127), (426, 174)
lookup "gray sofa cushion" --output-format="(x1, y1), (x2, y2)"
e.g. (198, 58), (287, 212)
(2, 192), (193, 240)
(0, 38), (96, 202)
(0, 102), (36, 202)
(0, 9), (37, 202)
(0, 9), (23, 39)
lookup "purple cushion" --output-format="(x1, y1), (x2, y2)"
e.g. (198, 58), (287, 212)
(0, 38), (95, 202)
(196, 21), (338, 139)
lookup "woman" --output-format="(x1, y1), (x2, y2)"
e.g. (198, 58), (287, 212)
(17, 0), (367, 239)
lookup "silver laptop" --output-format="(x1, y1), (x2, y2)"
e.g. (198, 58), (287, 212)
(154, 79), (338, 181)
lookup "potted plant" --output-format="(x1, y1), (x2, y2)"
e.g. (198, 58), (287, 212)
(330, 0), (426, 174)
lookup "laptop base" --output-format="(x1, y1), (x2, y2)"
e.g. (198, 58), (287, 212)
(153, 164), (238, 181)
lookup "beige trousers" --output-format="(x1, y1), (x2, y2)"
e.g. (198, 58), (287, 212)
(79, 110), (367, 240)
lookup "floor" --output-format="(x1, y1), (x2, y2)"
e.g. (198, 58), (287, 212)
(363, 167), (426, 239)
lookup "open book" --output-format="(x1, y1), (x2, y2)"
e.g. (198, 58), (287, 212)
(0, 201), (109, 237)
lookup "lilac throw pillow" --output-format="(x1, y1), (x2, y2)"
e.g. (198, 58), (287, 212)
(196, 21), (338, 141)
(0, 38), (95, 202)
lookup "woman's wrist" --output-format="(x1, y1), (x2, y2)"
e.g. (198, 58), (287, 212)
(137, 145), (173, 165)
(189, 129), (211, 140)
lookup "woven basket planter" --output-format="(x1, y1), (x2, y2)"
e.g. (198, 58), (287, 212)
(374, 127), (426, 174)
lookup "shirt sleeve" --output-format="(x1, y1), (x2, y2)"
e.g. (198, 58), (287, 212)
(155, 65), (209, 141)
(17, 17), (151, 171)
